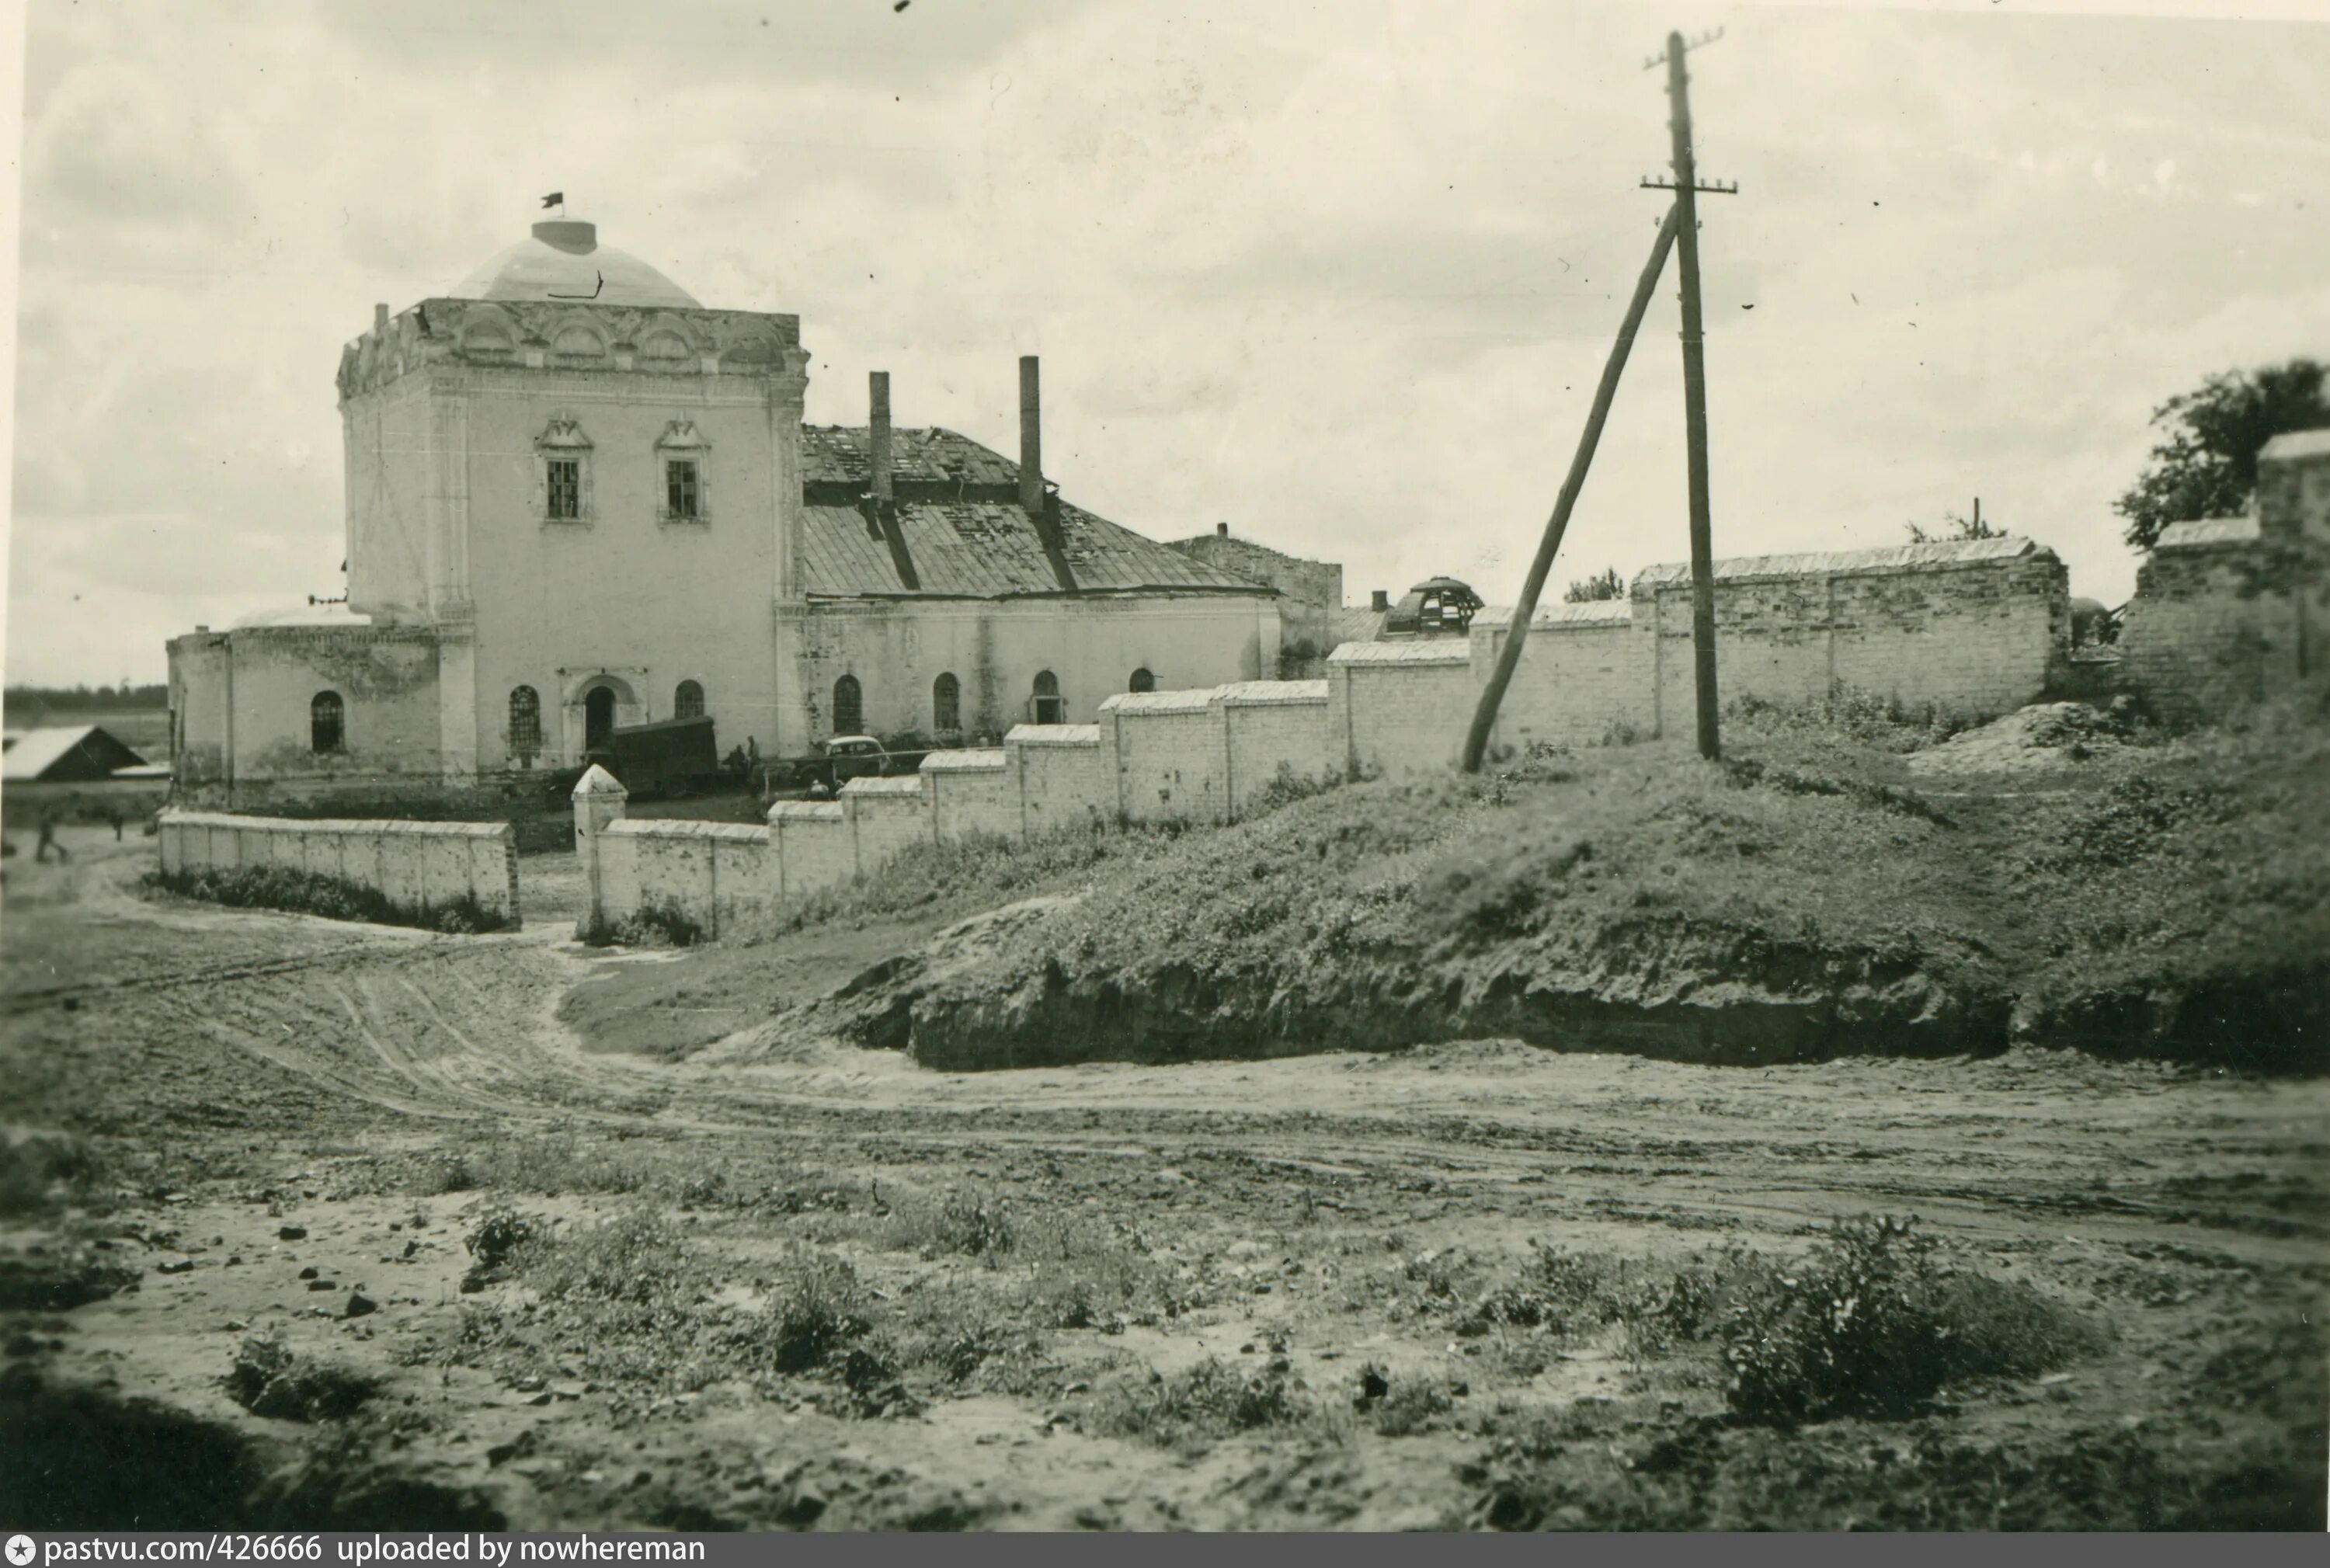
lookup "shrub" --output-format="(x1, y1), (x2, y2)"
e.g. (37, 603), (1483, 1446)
(1718, 1215), (2099, 1424)
(515, 1210), (697, 1306)
(459, 1205), (540, 1292)
(1087, 1358), (1313, 1451)
(0, 1132), (110, 1219)
(767, 1251), (872, 1373)
(576, 900), (703, 948)
(224, 1337), (379, 1422)
(888, 1189), (1016, 1261)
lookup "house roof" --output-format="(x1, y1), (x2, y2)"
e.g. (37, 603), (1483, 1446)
(1328, 606), (1389, 647)
(795, 426), (1271, 600)
(0, 725), (148, 783)
(802, 425), (1021, 489)
(447, 218), (701, 310)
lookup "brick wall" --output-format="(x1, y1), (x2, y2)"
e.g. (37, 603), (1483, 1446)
(1326, 643), (1476, 779)
(1219, 681), (1333, 815)
(157, 809), (520, 927)
(843, 776), (933, 867)
(1101, 690), (1229, 823)
(2119, 439), (2330, 719)
(768, 801), (854, 899)
(923, 749), (1019, 841)
(1010, 724), (1110, 836)
(1635, 538), (2067, 731)
(1474, 603), (1647, 749)
(601, 819), (776, 936)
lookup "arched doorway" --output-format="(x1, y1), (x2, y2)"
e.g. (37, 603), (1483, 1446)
(585, 687), (617, 750)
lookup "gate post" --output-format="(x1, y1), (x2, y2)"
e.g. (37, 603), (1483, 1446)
(572, 763), (628, 933)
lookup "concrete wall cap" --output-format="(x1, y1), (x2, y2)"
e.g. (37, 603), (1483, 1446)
(920, 748), (1009, 773)
(1633, 535), (2036, 588)
(2154, 516), (2264, 551)
(1327, 641), (1472, 667)
(572, 763), (628, 798)
(1216, 679), (1330, 706)
(1098, 687), (1223, 714)
(1005, 723), (1103, 746)
(767, 801), (845, 822)
(840, 774), (926, 796)
(1473, 600), (1634, 630)
(2259, 427), (2330, 463)
(606, 819), (768, 843)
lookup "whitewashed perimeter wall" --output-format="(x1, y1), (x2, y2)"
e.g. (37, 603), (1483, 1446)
(580, 680), (1337, 935)
(157, 809), (520, 927)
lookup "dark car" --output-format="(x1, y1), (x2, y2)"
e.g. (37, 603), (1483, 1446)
(763, 735), (933, 794)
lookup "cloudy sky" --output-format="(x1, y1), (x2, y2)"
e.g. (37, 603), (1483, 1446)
(5, 0), (2327, 687)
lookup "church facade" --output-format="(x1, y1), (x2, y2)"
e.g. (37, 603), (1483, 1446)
(166, 218), (1282, 805)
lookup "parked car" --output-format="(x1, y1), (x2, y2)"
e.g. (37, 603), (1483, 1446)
(763, 735), (930, 794)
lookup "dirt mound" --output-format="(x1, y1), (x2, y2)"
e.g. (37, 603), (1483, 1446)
(786, 711), (2326, 1075)
(1906, 702), (2130, 777)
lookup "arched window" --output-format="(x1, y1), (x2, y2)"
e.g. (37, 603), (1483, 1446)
(932, 672), (961, 734)
(1129, 667), (1156, 694)
(1031, 669), (1065, 725)
(674, 680), (705, 721)
(509, 686), (542, 756)
(310, 691), (345, 754)
(833, 674), (864, 736)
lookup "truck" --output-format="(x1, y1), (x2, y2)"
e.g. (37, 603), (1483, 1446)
(545, 715), (720, 802)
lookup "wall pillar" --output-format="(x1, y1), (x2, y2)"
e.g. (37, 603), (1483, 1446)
(572, 763), (628, 930)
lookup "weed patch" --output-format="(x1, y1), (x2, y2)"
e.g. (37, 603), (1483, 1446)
(1717, 1216), (2101, 1424)
(1087, 1358), (1318, 1452)
(144, 867), (510, 934)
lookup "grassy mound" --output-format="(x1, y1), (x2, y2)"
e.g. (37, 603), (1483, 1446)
(849, 697), (2328, 1071)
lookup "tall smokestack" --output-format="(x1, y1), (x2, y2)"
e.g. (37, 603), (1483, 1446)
(869, 371), (893, 505)
(1018, 355), (1043, 516)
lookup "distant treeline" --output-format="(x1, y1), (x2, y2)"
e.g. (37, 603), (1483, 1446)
(5, 683), (169, 714)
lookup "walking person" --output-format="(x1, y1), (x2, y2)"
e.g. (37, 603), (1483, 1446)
(36, 807), (68, 864)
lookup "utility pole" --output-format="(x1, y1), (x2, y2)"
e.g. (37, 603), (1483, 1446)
(1642, 28), (1735, 761)
(1461, 207), (1681, 773)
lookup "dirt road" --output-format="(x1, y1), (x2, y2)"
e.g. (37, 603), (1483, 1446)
(2, 835), (2322, 1529)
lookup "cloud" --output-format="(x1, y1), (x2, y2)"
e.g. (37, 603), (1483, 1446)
(9, 0), (2330, 684)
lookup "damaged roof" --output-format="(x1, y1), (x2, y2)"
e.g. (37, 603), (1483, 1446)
(796, 426), (1271, 600)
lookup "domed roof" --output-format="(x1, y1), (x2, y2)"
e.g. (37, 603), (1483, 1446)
(447, 217), (701, 309)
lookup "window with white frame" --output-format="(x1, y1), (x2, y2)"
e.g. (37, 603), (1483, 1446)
(656, 419), (711, 524)
(535, 416), (594, 525)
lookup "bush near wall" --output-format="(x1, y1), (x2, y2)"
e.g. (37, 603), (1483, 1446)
(576, 899), (706, 950)
(144, 864), (514, 935)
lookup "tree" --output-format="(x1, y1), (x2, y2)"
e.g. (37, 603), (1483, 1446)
(1564, 565), (1625, 603)
(2115, 358), (2329, 553)
(1904, 509), (2002, 545)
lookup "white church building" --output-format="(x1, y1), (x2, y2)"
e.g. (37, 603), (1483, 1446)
(166, 215), (1285, 806)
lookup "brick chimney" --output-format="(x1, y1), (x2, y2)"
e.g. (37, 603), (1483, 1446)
(1019, 356), (1043, 516)
(1217, 521), (1229, 537)
(868, 371), (893, 506)
(1371, 589), (1389, 612)
(373, 302), (388, 339)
